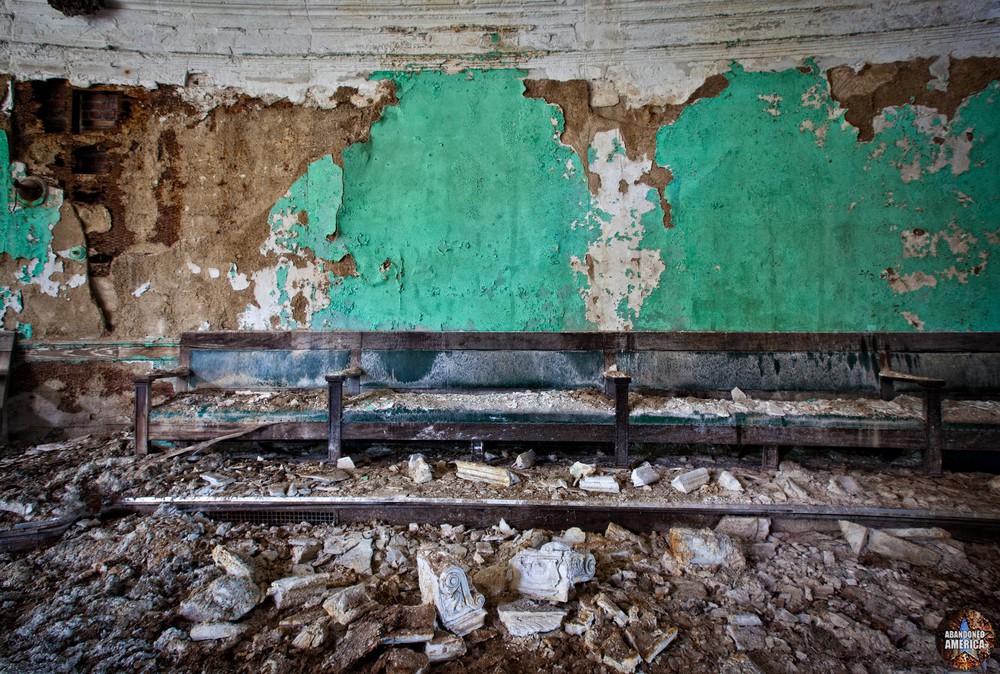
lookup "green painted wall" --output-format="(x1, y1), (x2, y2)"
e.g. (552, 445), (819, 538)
(245, 66), (1000, 332)
(651, 65), (999, 331)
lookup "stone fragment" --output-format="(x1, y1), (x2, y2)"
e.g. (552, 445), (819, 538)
(720, 654), (767, 673)
(268, 483), (288, 497)
(669, 528), (745, 570)
(267, 573), (332, 611)
(371, 648), (430, 674)
(717, 470), (744, 492)
(425, 632), (466, 662)
(322, 584), (378, 625)
(726, 623), (766, 651)
(471, 564), (509, 598)
(291, 540), (322, 565)
(594, 592), (629, 627)
(455, 460), (519, 487)
(408, 454), (433, 484)
(377, 604), (437, 645)
(212, 546), (257, 579)
(291, 621), (328, 649)
(557, 527), (587, 545)
(510, 541), (596, 603)
(336, 456), (356, 470)
(715, 516), (770, 541)
(731, 387), (749, 402)
(625, 623), (678, 663)
(563, 608), (595, 635)
(990, 475), (1000, 493)
(839, 520), (868, 555)
(631, 462), (661, 487)
(579, 475), (621, 493)
(778, 476), (809, 500)
(596, 623), (642, 674)
(279, 606), (327, 629)
(180, 575), (262, 622)
(569, 461), (596, 485)
(866, 529), (941, 567)
(671, 468), (710, 494)
(513, 449), (536, 469)
(335, 538), (374, 575)
(882, 527), (952, 540)
(498, 599), (568, 636)
(324, 620), (381, 674)
(189, 622), (247, 642)
(200, 473), (234, 487)
(827, 475), (861, 496)
(417, 549), (486, 636)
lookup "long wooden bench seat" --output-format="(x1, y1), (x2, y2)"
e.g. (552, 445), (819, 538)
(132, 331), (1000, 474)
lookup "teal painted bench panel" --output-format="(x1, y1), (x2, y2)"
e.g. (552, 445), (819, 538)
(189, 349), (351, 388)
(619, 350), (880, 394)
(360, 350), (606, 389)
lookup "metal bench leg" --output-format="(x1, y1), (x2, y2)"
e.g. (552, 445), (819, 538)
(924, 388), (943, 475)
(762, 446), (780, 472)
(613, 376), (631, 467)
(133, 379), (151, 457)
(326, 375), (344, 464)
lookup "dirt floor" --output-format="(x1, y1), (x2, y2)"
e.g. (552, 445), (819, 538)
(1, 435), (999, 673)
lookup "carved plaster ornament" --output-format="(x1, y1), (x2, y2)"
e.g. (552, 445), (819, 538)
(417, 549), (486, 636)
(510, 541), (596, 603)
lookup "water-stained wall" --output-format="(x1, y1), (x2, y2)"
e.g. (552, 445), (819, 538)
(1, 1), (999, 436)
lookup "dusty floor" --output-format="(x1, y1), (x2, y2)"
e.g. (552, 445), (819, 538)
(0, 435), (998, 673)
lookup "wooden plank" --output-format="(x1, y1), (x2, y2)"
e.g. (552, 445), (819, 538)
(361, 331), (609, 351)
(626, 425), (739, 444)
(740, 426), (928, 449)
(150, 421), (327, 442)
(626, 332), (880, 352)
(0, 332), (14, 351)
(944, 430), (1000, 451)
(881, 332), (1000, 353)
(180, 331), (294, 350)
(342, 422), (615, 443)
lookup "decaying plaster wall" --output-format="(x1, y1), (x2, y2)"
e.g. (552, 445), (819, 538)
(1, 0), (999, 437)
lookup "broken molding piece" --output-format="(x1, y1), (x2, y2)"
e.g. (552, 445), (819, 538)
(569, 461), (596, 485)
(671, 468), (710, 494)
(189, 622), (247, 642)
(426, 632), (466, 662)
(498, 599), (568, 637)
(455, 461), (519, 487)
(266, 573), (333, 611)
(513, 449), (536, 470)
(322, 584), (378, 625)
(212, 546), (257, 579)
(510, 541), (596, 603)
(631, 462), (661, 487)
(715, 516), (771, 542)
(669, 528), (746, 570)
(579, 475), (621, 493)
(408, 454), (433, 484)
(625, 623), (678, 664)
(417, 549), (486, 636)
(717, 470), (743, 492)
(336, 456), (356, 470)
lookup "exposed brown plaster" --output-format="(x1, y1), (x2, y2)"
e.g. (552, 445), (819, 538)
(523, 75), (727, 229)
(828, 57), (1000, 142)
(10, 79), (398, 339)
(14, 361), (132, 414)
(325, 253), (359, 278)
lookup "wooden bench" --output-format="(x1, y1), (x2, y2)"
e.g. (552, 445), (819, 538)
(133, 331), (1000, 474)
(133, 331), (629, 461)
(617, 332), (1000, 474)
(0, 331), (13, 442)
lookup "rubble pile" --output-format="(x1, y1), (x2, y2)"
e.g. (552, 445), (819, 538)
(0, 435), (999, 671)
(0, 502), (998, 672)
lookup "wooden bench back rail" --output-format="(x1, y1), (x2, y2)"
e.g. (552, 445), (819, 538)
(131, 331), (1000, 471)
(0, 331), (13, 442)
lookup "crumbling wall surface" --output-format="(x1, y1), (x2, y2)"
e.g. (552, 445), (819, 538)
(0, 0), (999, 436)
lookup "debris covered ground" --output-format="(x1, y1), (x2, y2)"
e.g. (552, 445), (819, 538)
(0, 434), (999, 673)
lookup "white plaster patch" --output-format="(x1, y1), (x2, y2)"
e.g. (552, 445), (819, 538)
(881, 106), (976, 183)
(187, 262), (202, 274)
(758, 93), (782, 117)
(208, 267), (220, 278)
(238, 258), (332, 329)
(883, 269), (938, 294)
(900, 311), (925, 330)
(133, 281), (151, 298)
(0, 287), (23, 317)
(228, 264), (251, 291)
(261, 209), (299, 256)
(570, 129), (665, 330)
(66, 274), (87, 289)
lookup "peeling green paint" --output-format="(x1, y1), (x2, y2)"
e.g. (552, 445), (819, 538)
(247, 70), (597, 330)
(0, 132), (61, 263)
(651, 65), (999, 331)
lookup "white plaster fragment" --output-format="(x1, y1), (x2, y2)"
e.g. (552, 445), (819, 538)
(209, 268), (220, 279)
(66, 274), (87, 289)
(187, 262), (202, 274)
(228, 264), (251, 291)
(133, 281), (151, 298)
